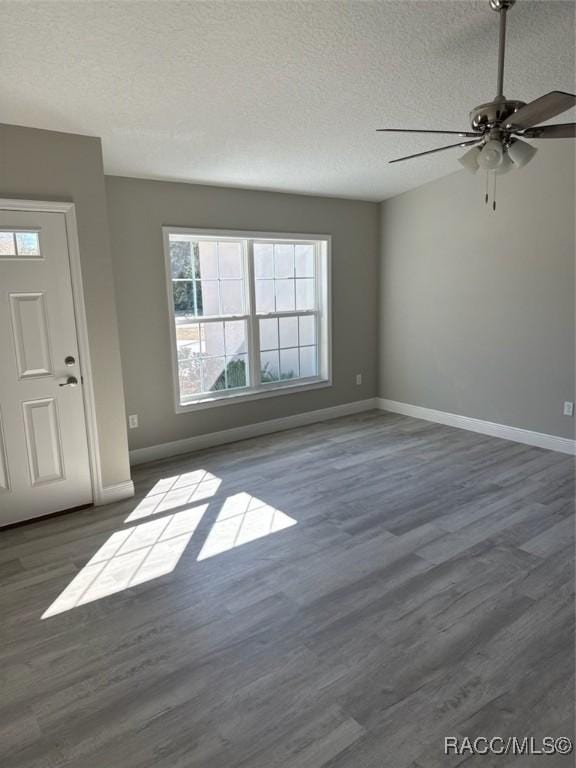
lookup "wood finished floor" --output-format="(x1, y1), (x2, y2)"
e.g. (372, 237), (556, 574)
(1, 411), (574, 768)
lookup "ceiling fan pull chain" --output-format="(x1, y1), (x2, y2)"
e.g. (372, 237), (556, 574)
(492, 171), (497, 211)
(484, 170), (489, 205)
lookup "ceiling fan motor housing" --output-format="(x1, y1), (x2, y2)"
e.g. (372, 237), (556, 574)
(469, 100), (525, 132)
(489, 0), (516, 11)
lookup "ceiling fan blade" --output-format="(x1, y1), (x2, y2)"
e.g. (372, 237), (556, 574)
(506, 91), (576, 130)
(521, 123), (576, 139)
(377, 128), (480, 137)
(389, 139), (481, 164)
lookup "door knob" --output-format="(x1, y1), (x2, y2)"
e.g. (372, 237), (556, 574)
(59, 376), (79, 387)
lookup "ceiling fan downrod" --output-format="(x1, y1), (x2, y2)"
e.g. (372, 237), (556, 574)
(470, 0), (522, 133)
(490, 0), (516, 100)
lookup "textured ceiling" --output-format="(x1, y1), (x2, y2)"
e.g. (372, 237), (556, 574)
(0, 0), (574, 201)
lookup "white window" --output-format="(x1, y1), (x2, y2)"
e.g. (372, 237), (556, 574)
(163, 228), (331, 411)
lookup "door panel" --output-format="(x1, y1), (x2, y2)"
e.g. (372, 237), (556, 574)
(23, 398), (64, 485)
(0, 209), (92, 524)
(10, 292), (54, 378)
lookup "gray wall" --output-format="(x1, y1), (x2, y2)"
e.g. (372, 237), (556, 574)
(0, 123), (131, 488)
(379, 141), (575, 439)
(106, 176), (379, 452)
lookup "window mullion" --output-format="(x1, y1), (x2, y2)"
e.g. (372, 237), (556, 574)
(254, 309), (316, 320)
(192, 242), (198, 316)
(216, 242), (222, 315)
(314, 242), (321, 375)
(246, 240), (260, 389)
(196, 314), (249, 323)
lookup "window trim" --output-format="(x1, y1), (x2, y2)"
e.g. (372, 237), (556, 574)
(162, 227), (332, 413)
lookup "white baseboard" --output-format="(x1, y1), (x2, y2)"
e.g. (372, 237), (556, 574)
(378, 398), (576, 456)
(94, 480), (135, 506)
(129, 398), (378, 466)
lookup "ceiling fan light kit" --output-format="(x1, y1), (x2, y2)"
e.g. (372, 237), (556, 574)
(377, 0), (575, 210)
(458, 146), (482, 174)
(478, 139), (504, 170)
(495, 153), (515, 175)
(507, 138), (538, 168)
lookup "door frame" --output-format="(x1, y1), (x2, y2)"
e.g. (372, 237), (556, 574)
(0, 198), (103, 506)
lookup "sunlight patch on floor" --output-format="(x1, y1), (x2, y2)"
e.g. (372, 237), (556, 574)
(42, 473), (297, 619)
(42, 505), (207, 618)
(125, 470), (221, 521)
(197, 493), (297, 561)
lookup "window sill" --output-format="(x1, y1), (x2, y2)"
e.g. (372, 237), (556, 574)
(175, 377), (332, 413)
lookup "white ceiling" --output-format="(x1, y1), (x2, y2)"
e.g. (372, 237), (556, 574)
(0, 0), (574, 201)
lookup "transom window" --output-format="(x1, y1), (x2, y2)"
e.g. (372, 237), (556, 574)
(164, 228), (331, 410)
(0, 230), (41, 259)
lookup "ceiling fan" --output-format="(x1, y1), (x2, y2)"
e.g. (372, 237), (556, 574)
(378, 0), (575, 207)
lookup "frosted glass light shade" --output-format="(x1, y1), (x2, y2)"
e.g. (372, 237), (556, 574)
(508, 139), (538, 168)
(478, 140), (504, 170)
(458, 146), (481, 174)
(495, 153), (514, 175)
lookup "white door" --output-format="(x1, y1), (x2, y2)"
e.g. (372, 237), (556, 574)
(0, 209), (92, 525)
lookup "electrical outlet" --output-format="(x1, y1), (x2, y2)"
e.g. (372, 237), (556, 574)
(355, 374), (362, 386)
(128, 414), (139, 429)
(563, 401), (574, 417)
